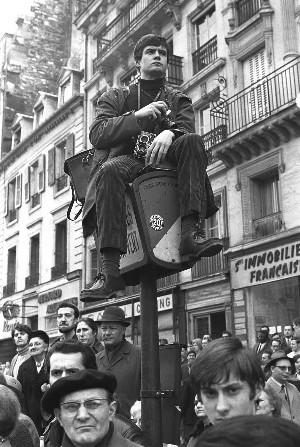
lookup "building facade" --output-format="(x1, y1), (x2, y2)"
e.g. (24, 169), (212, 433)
(1, 0), (300, 360)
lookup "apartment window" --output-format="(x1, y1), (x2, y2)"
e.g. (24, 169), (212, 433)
(24, 155), (45, 209)
(35, 105), (44, 127)
(12, 126), (21, 148)
(48, 134), (74, 192)
(26, 234), (40, 288)
(4, 246), (16, 297)
(52, 220), (67, 279)
(197, 107), (211, 135)
(192, 6), (217, 74)
(237, 151), (284, 239)
(251, 170), (282, 237)
(60, 77), (72, 106)
(5, 175), (21, 223)
(191, 310), (226, 340)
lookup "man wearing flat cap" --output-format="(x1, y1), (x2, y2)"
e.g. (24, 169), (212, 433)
(96, 306), (141, 419)
(41, 370), (140, 447)
(265, 350), (300, 425)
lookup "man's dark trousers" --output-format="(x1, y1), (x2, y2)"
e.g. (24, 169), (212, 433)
(96, 133), (208, 254)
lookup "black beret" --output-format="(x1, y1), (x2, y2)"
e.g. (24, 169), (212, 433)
(41, 369), (117, 414)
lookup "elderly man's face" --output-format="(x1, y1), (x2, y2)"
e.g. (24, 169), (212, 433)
(55, 388), (116, 446)
(100, 323), (126, 347)
(49, 352), (85, 385)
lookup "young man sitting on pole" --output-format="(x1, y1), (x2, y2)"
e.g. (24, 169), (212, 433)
(81, 34), (223, 302)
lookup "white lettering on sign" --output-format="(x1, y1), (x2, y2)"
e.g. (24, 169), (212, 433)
(231, 242), (300, 289)
(120, 193), (144, 270)
(85, 294), (173, 321)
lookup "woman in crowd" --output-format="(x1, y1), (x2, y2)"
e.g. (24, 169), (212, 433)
(191, 339), (202, 357)
(255, 387), (281, 417)
(75, 317), (103, 353)
(187, 395), (210, 447)
(287, 338), (298, 358)
(0, 385), (35, 447)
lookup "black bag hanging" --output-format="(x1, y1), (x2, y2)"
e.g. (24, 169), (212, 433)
(64, 148), (94, 220)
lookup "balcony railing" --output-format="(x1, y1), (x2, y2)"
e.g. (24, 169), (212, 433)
(97, 0), (161, 59)
(192, 36), (217, 75)
(25, 273), (39, 289)
(125, 272), (180, 297)
(237, 0), (261, 27)
(192, 251), (227, 280)
(210, 56), (300, 139)
(51, 262), (67, 280)
(253, 212), (284, 238)
(3, 282), (15, 298)
(201, 126), (227, 161)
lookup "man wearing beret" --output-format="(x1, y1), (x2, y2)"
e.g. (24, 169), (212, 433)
(265, 351), (300, 425)
(96, 306), (141, 419)
(42, 369), (140, 447)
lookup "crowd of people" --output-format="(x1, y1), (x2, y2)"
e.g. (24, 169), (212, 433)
(1, 300), (300, 447)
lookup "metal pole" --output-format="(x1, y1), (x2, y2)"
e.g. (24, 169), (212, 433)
(140, 267), (162, 447)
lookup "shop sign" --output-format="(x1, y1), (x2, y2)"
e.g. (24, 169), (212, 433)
(84, 294), (173, 321)
(231, 241), (300, 289)
(46, 297), (78, 314)
(38, 289), (62, 304)
(2, 319), (20, 333)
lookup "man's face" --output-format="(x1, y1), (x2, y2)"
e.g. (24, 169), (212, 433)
(271, 340), (280, 353)
(139, 45), (168, 80)
(284, 326), (293, 338)
(49, 352), (85, 385)
(13, 329), (29, 348)
(55, 388), (116, 446)
(200, 373), (257, 425)
(271, 359), (292, 383)
(29, 337), (48, 357)
(100, 323), (125, 347)
(187, 352), (196, 366)
(257, 331), (268, 343)
(57, 307), (77, 334)
(261, 353), (271, 365)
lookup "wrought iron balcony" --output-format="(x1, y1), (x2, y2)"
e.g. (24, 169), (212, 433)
(253, 212), (284, 238)
(192, 251), (228, 280)
(125, 272), (180, 297)
(25, 273), (39, 289)
(211, 56), (300, 138)
(192, 36), (217, 75)
(51, 262), (67, 280)
(237, 0), (261, 27)
(96, 0), (162, 60)
(209, 56), (300, 167)
(201, 126), (227, 163)
(3, 282), (15, 298)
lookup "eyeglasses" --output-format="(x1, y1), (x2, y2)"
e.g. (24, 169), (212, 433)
(60, 398), (109, 415)
(275, 365), (292, 372)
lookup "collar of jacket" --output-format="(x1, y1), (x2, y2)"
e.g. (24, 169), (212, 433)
(16, 345), (30, 355)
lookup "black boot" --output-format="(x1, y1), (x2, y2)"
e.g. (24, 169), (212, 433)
(80, 273), (126, 302)
(179, 217), (223, 259)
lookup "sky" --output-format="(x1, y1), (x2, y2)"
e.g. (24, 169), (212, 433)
(0, 0), (34, 36)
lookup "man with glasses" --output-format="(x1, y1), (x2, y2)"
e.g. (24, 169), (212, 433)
(41, 369), (140, 447)
(265, 351), (300, 424)
(96, 306), (141, 419)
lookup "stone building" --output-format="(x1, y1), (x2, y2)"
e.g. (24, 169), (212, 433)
(1, 0), (300, 360)
(75, 0), (300, 346)
(0, 0), (85, 359)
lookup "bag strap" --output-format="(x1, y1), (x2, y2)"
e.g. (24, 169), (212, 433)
(67, 182), (83, 221)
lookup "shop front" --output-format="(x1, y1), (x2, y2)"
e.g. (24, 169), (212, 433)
(230, 239), (300, 346)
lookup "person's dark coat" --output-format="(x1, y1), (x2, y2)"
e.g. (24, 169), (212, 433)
(17, 356), (48, 434)
(82, 84), (216, 237)
(8, 419), (36, 447)
(96, 340), (141, 419)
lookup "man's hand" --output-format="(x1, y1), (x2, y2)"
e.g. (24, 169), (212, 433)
(135, 101), (168, 121)
(145, 130), (174, 166)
